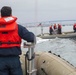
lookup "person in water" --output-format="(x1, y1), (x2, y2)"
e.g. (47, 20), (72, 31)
(0, 6), (35, 75)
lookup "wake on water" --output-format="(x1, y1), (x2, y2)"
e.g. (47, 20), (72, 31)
(35, 37), (76, 67)
(21, 37), (76, 67)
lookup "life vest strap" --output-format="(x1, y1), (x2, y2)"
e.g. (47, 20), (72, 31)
(0, 41), (21, 45)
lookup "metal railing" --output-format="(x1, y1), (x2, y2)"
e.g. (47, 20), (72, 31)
(24, 42), (37, 75)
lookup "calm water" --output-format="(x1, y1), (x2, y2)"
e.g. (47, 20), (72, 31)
(21, 26), (76, 67)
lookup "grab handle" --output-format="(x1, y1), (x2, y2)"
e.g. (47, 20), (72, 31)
(24, 42), (37, 75)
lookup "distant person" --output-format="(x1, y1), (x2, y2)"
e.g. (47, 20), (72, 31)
(49, 25), (53, 35)
(53, 23), (57, 29)
(0, 6), (35, 75)
(57, 24), (62, 34)
(53, 24), (58, 34)
(73, 23), (76, 32)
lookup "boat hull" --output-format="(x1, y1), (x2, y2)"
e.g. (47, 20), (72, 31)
(20, 51), (76, 75)
(37, 32), (76, 39)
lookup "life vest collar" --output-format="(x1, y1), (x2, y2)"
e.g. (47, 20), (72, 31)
(0, 16), (17, 25)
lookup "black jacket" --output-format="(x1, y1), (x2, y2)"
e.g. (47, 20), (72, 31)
(0, 24), (35, 56)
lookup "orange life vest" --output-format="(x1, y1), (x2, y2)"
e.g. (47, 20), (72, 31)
(58, 24), (62, 29)
(53, 24), (57, 29)
(74, 23), (76, 28)
(0, 16), (21, 48)
(49, 26), (52, 29)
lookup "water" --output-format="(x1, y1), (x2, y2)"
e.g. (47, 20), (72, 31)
(21, 25), (76, 67)
(35, 37), (76, 67)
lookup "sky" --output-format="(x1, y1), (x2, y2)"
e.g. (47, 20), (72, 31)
(0, 0), (76, 24)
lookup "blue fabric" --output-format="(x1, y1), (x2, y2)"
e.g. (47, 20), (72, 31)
(18, 24), (35, 43)
(0, 56), (23, 75)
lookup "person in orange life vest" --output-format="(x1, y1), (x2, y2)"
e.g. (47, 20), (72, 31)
(57, 24), (62, 34)
(73, 23), (76, 32)
(0, 6), (35, 75)
(53, 23), (57, 29)
(49, 25), (53, 35)
(53, 24), (58, 34)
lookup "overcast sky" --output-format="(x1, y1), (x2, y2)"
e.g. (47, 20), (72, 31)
(0, 0), (76, 24)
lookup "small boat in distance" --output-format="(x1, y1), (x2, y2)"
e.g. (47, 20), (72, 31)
(37, 31), (76, 39)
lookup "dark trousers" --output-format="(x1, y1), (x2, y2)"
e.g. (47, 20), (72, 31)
(74, 30), (76, 32)
(0, 56), (23, 75)
(49, 29), (53, 35)
(58, 29), (62, 34)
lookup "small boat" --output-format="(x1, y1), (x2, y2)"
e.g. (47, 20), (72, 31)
(20, 51), (76, 75)
(37, 32), (76, 39)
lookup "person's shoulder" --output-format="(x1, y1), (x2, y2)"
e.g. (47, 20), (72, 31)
(17, 24), (26, 29)
(18, 24), (23, 27)
(17, 24), (26, 36)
